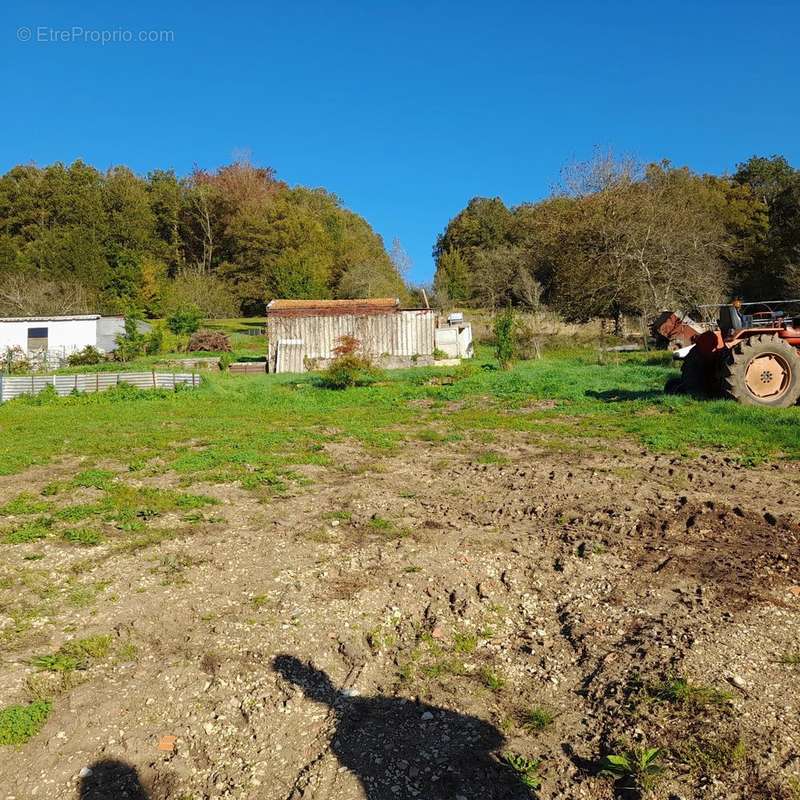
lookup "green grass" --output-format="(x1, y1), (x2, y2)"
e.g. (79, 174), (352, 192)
(0, 493), (52, 516)
(61, 528), (104, 546)
(648, 677), (733, 710)
(31, 634), (113, 673)
(0, 700), (52, 745)
(0, 349), (799, 486)
(480, 667), (506, 691)
(522, 706), (555, 732)
(3, 519), (53, 544)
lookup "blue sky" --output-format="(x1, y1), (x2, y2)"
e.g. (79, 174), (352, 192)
(1, 1), (799, 284)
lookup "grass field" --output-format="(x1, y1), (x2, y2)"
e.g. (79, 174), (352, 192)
(1, 347), (797, 481)
(2, 344), (800, 799)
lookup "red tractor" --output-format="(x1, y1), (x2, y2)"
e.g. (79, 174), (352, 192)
(669, 300), (800, 407)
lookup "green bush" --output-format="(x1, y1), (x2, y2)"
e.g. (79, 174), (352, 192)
(67, 346), (103, 366)
(319, 354), (380, 389)
(144, 325), (164, 355)
(115, 313), (147, 362)
(167, 305), (203, 336)
(317, 335), (381, 389)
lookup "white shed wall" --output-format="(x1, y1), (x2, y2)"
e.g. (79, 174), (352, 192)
(0, 318), (99, 355)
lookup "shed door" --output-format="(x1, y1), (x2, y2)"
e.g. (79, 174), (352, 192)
(27, 327), (48, 352)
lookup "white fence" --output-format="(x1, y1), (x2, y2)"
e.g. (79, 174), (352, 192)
(0, 371), (200, 403)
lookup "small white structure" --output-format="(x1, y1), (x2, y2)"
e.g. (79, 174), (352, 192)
(435, 317), (474, 359)
(0, 315), (101, 358)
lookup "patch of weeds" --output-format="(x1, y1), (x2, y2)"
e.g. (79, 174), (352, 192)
(73, 469), (116, 489)
(3, 518), (54, 544)
(67, 580), (110, 608)
(453, 631), (478, 653)
(62, 528), (104, 546)
(522, 706), (555, 733)
(503, 752), (542, 792)
(420, 658), (467, 679)
(31, 634), (112, 673)
(23, 553), (45, 561)
(0, 700), (52, 745)
(648, 676), (732, 711)
(54, 503), (105, 522)
(475, 451), (509, 465)
(675, 734), (746, 776)
(369, 516), (393, 531)
(115, 642), (139, 663)
(600, 746), (663, 795)
(239, 469), (289, 492)
(40, 482), (65, 497)
(398, 662), (416, 682)
(480, 667), (505, 691)
(779, 651), (800, 667)
(251, 594), (272, 609)
(403, 565), (422, 573)
(0, 493), (51, 516)
(366, 627), (397, 652)
(576, 541), (606, 558)
(323, 510), (352, 522)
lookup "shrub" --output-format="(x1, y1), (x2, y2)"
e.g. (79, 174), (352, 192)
(166, 305), (203, 336)
(115, 313), (146, 362)
(188, 329), (232, 353)
(67, 346), (103, 366)
(1, 346), (30, 375)
(493, 307), (517, 369)
(144, 325), (164, 355)
(318, 336), (380, 389)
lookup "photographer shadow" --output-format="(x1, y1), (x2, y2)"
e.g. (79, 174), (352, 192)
(274, 654), (532, 800)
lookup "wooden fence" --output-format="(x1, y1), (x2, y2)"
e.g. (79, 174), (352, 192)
(0, 371), (200, 403)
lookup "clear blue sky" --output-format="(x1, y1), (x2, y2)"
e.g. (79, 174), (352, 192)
(1, 1), (799, 284)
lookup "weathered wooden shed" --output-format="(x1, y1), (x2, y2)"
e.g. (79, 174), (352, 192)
(266, 298), (437, 373)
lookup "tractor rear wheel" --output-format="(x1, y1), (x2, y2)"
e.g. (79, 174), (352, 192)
(678, 346), (717, 396)
(722, 334), (800, 407)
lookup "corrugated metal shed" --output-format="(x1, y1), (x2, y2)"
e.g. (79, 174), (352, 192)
(266, 299), (436, 373)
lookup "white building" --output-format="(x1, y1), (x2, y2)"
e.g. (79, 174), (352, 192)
(0, 315), (101, 357)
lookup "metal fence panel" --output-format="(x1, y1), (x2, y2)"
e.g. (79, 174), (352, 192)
(0, 372), (198, 403)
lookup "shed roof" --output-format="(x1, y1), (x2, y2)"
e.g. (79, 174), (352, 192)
(267, 298), (400, 318)
(0, 315), (101, 323)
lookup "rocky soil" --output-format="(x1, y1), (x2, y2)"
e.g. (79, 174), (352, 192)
(1, 434), (799, 800)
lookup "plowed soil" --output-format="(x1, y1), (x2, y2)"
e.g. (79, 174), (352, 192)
(1, 435), (799, 800)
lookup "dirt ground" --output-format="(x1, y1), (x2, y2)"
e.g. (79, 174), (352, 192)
(1, 433), (799, 800)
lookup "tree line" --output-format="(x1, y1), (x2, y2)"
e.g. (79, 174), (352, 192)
(0, 160), (409, 317)
(433, 153), (800, 325)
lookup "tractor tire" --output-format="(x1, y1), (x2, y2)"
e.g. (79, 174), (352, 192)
(678, 346), (717, 397)
(722, 334), (800, 408)
(664, 376), (684, 395)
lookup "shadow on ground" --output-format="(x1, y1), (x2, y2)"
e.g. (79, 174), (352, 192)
(78, 759), (149, 800)
(585, 388), (666, 402)
(274, 654), (532, 800)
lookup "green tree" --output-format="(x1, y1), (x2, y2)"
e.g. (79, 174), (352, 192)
(433, 248), (471, 302)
